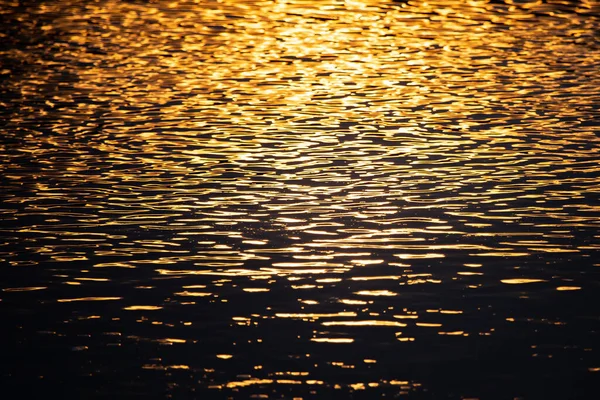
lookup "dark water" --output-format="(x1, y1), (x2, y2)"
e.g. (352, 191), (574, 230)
(2, 0), (600, 398)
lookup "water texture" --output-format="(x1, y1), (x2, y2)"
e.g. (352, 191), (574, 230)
(1, 0), (600, 398)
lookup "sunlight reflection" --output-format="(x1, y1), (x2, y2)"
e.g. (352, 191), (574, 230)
(1, 0), (599, 397)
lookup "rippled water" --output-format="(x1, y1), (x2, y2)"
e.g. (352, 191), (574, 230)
(2, 0), (600, 398)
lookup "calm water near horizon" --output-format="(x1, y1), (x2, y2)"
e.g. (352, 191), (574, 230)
(1, 0), (600, 398)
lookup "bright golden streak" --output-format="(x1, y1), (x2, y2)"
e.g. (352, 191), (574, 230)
(57, 297), (122, 303)
(323, 320), (407, 327)
(501, 279), (547, 285)
(556, 286), (581, 291)
(123, 305), (163, 311)
(311, 338), (354, 344)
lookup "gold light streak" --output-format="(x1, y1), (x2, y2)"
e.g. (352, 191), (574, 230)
(322, 320), (407, 327)
(311, 338), (354, 344)
(57, 297), (123, 303)
(2, 287), (47, 292)
(501, 279), (547, 284)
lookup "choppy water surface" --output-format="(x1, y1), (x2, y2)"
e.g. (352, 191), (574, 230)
(2, 0), (600, 398)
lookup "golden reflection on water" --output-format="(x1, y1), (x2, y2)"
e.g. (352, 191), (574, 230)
(1, 0), (600, 397)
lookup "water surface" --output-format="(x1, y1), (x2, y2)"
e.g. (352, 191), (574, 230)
(1, 0), (600, 398)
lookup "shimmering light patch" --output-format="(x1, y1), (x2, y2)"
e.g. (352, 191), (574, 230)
(354, 290), (397, 297)
(242, 240), (268, 245)
(94, 263), (136, 269)
(338, 299), (368, 305)
(142, 364), (190, 370)
(243, 288), (270, 292)
(157, 338), (186, 344)
(226, 379), (274, 388)
(123, 305), (163, 311)
(311, 338), (354, 344)
(57, 297), (122, 303)
(556, 286), (581, 291)
(351, 276), (400, 281)
(395, 254), (446, 260)
(416, 323), (443, 328)
(75, 277), (109, 282)
(174, 291), (212, 297)
(217, 354), (233, 360)
(440, 310), (463, 315)
(352, 259), (384, 265)
(501, 279), (548, 285)
(276, 312), (357, 319)
(292, 285), (317, 290)
(393, 315), (419, 320)
(322, 321), (407, 327)
(3, 287), (47, 292)
(273, 371), (309, 377)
